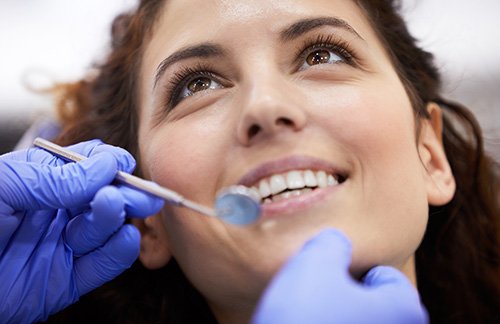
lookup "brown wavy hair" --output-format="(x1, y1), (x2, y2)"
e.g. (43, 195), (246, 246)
(49, 0), (499, 323)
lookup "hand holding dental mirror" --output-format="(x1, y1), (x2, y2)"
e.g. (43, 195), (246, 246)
(33, 138), (261, 225)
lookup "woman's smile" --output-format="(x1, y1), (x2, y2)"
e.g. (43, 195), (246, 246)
(236, 155), (349, 218)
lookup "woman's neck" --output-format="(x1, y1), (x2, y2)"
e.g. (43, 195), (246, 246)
(210, 297), (257, 324)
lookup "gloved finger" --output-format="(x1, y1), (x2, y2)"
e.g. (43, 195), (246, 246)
(362, 266), (429, 322)
(90, 144), (135, 174)
(2, 147), (61, 166)
(0, 151), (118, 211)
(73, 224), (140, 296)
(65, 186), (126, 256)
(5, 139), (135, 174)
(282, 229), (353, 280)
(363, 265), (419, 293)
(363, 266), (424, 312)
(253, 229), (353, 323)
(271, 228), (352, 288)
(118, 184), (164, 218)
(4, 140), (102, 166)
(63, 181), (164, 226)
(50, 140), (136, 174)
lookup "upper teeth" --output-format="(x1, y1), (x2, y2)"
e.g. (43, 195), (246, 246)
(251, 170), (339, 200)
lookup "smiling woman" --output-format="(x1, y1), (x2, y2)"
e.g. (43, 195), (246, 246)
(47, 0), (499, 323)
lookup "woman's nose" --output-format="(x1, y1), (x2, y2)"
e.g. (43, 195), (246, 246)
(235, 77), (307, 146)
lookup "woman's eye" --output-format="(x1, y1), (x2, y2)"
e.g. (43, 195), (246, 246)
(180, 76), (223, 99)
(300, 48), (344, 70)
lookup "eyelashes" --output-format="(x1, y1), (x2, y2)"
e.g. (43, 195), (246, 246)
(294, 34), (357, 69)
(163, 64), (222, 109)
(161, 33), (358, 110)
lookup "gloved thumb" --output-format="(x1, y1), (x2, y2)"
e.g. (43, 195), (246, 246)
(0, 152), (119, 211)
(74, 224), (141, 295)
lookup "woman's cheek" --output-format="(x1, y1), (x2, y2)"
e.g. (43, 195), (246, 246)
(143, 122), (225, 205)
(307, 85), (427, 273)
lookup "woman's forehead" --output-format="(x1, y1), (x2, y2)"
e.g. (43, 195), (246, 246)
(153, 0), (371, 44)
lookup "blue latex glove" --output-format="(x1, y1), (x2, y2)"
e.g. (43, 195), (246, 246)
(253, 229), (428, 324)
(0, 140), (164, 323)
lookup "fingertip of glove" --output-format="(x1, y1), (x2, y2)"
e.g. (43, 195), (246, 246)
(152, 197), (165, 213)
(120, 185), (165, 218)
(67, 139), (104, 156)
(115, 224), (141, 263)
(363, 265), (411, 288)
(362, 266), (426, 321)
(123, 223), (141, 241)
(82, 150), (117, 169)
(94, 185), (124, 205)
(90, 186), (126, 221)
(93, 145), (136, 173)
(81, 152), (119, 184)
(130, 195), (164, 218)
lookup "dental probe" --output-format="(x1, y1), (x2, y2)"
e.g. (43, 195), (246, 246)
(33, 137), (261, 225)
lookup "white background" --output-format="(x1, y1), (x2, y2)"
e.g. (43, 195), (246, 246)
(0, 0), (499, 158)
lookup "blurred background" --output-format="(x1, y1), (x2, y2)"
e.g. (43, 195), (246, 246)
(0, 0), (499, 160)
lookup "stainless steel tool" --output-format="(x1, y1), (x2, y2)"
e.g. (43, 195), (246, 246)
(33, 137), (261, 225)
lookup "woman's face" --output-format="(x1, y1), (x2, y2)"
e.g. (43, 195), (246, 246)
(137, 0), (442, 319)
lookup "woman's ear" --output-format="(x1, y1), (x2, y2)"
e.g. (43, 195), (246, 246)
(132, 213), (172, 269)
(418, 102), (456, 206)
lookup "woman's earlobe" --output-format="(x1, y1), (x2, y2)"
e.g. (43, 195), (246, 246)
(419, 102), (456, 206)
(132, 213), (172, 269)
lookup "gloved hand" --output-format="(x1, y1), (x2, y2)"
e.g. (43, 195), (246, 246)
(0, 140), (164, 323)
(252, 229), (428, 324)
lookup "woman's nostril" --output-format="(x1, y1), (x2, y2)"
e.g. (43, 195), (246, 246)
(248, 124), (261, 139)
(247, 117), (297, 141)
(276, 117), (294, 127)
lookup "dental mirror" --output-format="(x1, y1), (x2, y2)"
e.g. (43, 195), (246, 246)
(215, 186), (262, 225)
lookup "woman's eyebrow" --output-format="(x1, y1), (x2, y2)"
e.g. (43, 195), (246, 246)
(280, 16), (364, 42)
(153, 43), (225, 89)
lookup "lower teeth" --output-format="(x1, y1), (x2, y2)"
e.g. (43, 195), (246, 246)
(263, 188), (314, 204)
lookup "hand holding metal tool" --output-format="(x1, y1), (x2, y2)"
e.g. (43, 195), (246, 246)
(0, 139), (162, 323)
(33, 137), (261, 225)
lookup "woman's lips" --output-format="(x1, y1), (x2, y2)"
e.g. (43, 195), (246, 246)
(234, 155), (348, 219)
